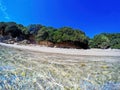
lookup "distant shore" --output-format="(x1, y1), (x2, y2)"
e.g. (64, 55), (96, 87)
(0, 42), (120, 56)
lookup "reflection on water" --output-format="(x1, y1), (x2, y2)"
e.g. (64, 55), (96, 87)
(0, 46), (120, 90)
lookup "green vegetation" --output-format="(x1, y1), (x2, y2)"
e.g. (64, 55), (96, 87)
(36, 27), (88, 43)
(89, 33), (120, 49)
(0, 22), (22, 37)
(0, 22), (120, 49)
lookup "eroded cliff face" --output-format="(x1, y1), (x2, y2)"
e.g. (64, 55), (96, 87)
(39, 41), (54, 47)
(55, 41), (79, 49)
(39, 41), (89, 49)
(55, 41), (88, 49)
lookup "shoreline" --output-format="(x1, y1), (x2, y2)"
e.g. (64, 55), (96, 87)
(0, 42), (120, 56)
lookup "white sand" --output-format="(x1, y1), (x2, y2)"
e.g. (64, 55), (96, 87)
(0, 42), (120, 56)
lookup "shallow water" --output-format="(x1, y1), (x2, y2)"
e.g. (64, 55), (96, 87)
(0, 45), (120, 90)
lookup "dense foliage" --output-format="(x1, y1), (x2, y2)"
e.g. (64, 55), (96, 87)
(36, 27), (88, 43)
(89, 33), (120, 49)
(0, 22), (120, 49)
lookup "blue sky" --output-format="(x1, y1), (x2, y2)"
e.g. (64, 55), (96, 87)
(0, 0), (120, 37)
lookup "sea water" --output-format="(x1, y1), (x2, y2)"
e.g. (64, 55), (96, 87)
(0, 45), (120, 90)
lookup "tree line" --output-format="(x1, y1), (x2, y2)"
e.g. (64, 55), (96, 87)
(0, 22), (120, 49)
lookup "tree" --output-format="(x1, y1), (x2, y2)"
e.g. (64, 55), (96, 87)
(17, 24), (29, 35)
(5, 22), (21, 38)
(27, 24), (43, 35)
(109, 33), (120, 49)
(0, 22), (7, 35)
(90, 34), (110, 49)
(35, 27), (49, 41)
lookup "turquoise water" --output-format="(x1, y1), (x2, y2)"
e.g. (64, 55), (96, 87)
(0, 45), (120, 90)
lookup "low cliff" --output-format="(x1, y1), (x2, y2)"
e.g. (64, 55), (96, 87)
(39, 41), (88, 49)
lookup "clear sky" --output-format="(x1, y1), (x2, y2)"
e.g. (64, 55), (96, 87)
(0, 0), (120, 37)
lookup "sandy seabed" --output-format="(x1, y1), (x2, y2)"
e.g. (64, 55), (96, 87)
(0, 42), (120, 90)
